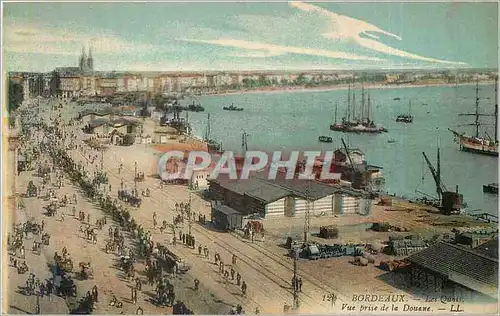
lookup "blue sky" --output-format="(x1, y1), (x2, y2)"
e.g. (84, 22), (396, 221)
(3, 2), (498, 72)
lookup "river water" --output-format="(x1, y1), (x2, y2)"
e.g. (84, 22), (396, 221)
(186, 84), (498, 215)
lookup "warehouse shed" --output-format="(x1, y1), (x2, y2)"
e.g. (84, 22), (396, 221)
(407, 242), (498, 300)
(208, 172), (370, 218)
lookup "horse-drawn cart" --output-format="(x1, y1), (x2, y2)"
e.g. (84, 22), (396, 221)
(26, 181), (37, 197)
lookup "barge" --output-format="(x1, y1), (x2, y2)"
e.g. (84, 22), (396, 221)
(483, 183), (498, 195)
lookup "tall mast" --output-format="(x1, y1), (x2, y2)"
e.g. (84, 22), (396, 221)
(495, 76), (498, 142)
(409, 99), (412, 116)
(361, 85), (365, 122)
(334, 102), (338, 123)
(437, 144), (441, 200)
(367, 93), (371, 122)
(347, 84), (351, 121)
(475, 80), (480, 138)
(352, 89), (356, 120)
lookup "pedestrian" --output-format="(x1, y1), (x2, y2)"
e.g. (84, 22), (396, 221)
(198, 245), (202, 256)
(136, 307), (143, 315)
(35, 294), (40, 314)
(153, 212), (157, 228)
(136, 277), (142, 291)
(236, 272), (241, 286)
(194, 278), (199, 291)
(241, 281), (247, 296)
(230, 268), (235, 280)
(92, 285), (99, 302)
(39, 283), (46, 297)
(255, 307), (260, 314)
(298, 277), (302, 292)
(20, 245), (25, 259)
(132, 287), (137, 304)
(87, 214), (90, 224)
(182, 234), (186, 244)
(192, 236), (196, 249)
(232, 254), (237, 265)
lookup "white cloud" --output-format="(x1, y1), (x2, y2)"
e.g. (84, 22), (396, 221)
(180, 38), (383, 61)
(289, 1), (467, 65)
(3, 22), (154, 56)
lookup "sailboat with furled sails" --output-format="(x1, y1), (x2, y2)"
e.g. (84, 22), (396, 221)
(330, 84), (387, 133)
(204, 113), (222, 154)
(448, 78), (498, 156)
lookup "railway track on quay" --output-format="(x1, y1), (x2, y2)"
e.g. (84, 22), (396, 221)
(100, 152), (343, 312)
(69, 146), (267, 312)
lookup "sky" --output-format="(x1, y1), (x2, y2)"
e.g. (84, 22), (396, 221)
(2, 1), (498, 72)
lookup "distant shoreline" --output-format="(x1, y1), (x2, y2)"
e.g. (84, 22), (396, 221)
(206, 80), (495, 97)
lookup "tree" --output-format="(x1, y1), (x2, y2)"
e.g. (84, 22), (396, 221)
(8, 80), (24, 113)
(295, 74), (306, 85)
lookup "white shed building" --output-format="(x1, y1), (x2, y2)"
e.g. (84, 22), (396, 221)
(208, 173), (370, 218)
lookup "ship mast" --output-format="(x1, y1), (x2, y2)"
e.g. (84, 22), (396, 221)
(475, 80), (480, 138)
(495, 76), (498, 142)
(334, 102), (338, 123)
(352, 88), (356, 121)
(204, 113), (211, 141)
(367, 93), (371, 123)
(409, 100), (412, 116)
(361, 85), (365, 123)
(347, 85), (351, 122)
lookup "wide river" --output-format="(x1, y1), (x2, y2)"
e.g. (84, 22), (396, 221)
(186, 84), (498, 216)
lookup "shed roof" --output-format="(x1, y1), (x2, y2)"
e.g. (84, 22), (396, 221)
(89, 118), (109, 128)
(212, 203), (241, 216)
(246, 185), (291, 204)
(408, 242), (498, 291)
(254, 172), (338, 200)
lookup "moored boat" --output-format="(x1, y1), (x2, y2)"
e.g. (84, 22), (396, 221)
(396, 100), (413, 123)
(318, 136), (333, 143)
(223, 103), (243, 111)
(329, 84), (387, 134)
(483, 183), (498, 194)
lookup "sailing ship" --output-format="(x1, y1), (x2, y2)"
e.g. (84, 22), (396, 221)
(396, 100), (413, 123)
(448, 79), (498, 156)
(223, 103), (244, 111)
(204, 113), (222, 154)
(330, 85), (387, 133)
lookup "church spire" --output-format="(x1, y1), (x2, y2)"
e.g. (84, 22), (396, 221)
(87, 45), (94, 73)
(79, 45), (87, 72)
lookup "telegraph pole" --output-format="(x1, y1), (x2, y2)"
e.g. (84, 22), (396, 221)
(292, 249), (299, 309)
(134, 161), (137, 195)
(303, 180), (311, 244)
(188, 189), (192, 235)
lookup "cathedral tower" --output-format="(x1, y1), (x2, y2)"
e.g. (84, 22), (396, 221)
(79, 46), (88, 73)
(87, 46), (94, 73)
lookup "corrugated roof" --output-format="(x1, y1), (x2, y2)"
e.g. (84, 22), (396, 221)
(89, 118), (109, 128)
(212, 203), (241, 216)
(254, 172), (338, 200)
(408, 242), (498, 288)
(246, 185), (291, 204)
